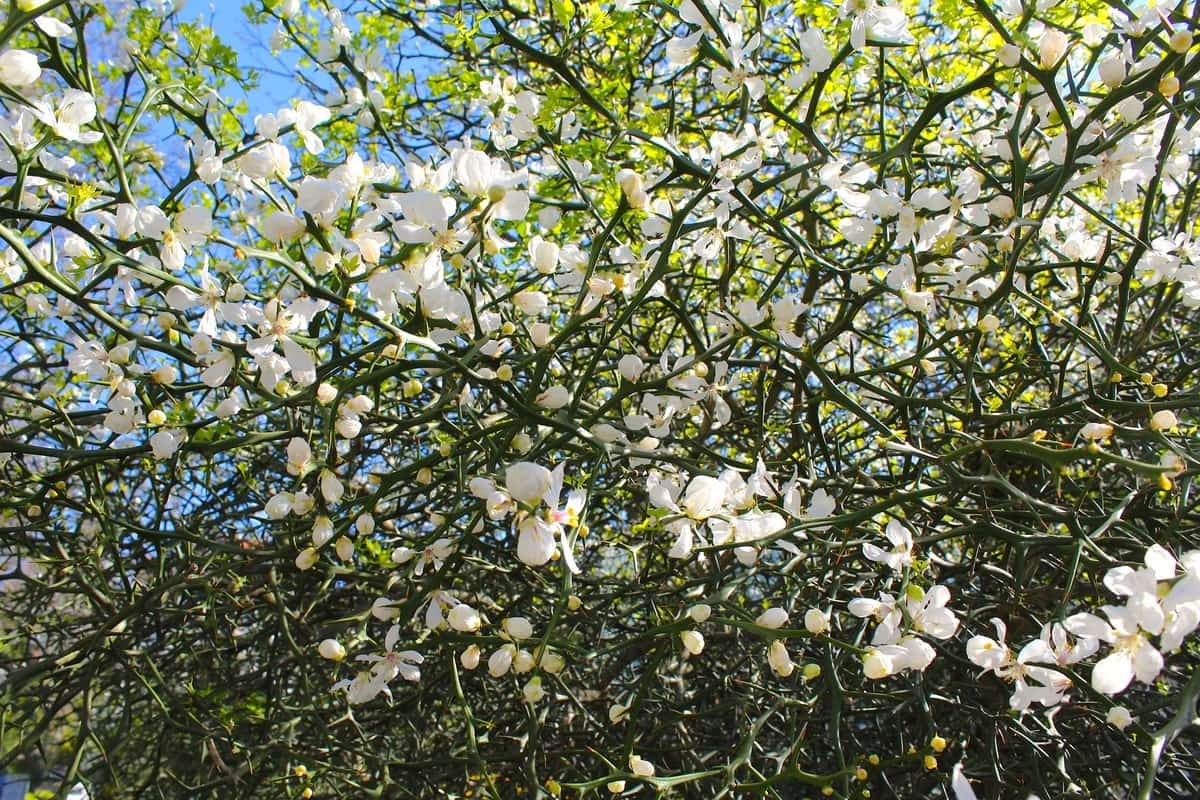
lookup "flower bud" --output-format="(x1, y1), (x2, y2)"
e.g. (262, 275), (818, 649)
(448, 604), (481, 632)
(0, 49), (41, 87)
(513, 649), (536, 673)
(295, 547), (319, 570)
(768, 639), (795, 677)
(461, 644), (481, 670)
(756, 607), (789, 629)
(680, 630), (705, 655)
(536, 384), (571, 409)
(530, 322), (552, 347)
(316, 382), (338, 405)
(371, 597), (397, 621)
(1038, 29), (1068, 70)
(688, 604), (712, 623)
(503, 616), (534, 640)
(523, 676), (545, 704)
(804, 608), (829, 635)
(1098, 55), (1125, 89)
(311, 516), (334, 548)
(318, 638), (346, 661)
(529, 236), (560, 274)
(618, 354), (645, 381)
(488, 644), (515, 677)
(1106, 705), (1133, 730)
(505, 461), (552, 504)
(335, 416), (362, 439)
(628, 755), (655, 778)
(1150, 409), (1178, 432)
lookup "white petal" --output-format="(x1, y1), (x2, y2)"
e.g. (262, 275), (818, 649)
(559, 525), (580, 575)
(951, 763), (978, 800)
(1145, 544), (1178, 581)
(1091, 651), (1134, 695)
(1131, 641), (1163, 684)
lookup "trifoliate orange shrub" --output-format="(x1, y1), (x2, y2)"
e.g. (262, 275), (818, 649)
(1, 0), (1199, 798)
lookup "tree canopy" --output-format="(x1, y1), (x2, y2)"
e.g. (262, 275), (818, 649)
(2, 0), (1200, 798)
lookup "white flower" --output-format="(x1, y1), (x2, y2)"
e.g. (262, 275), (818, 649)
(906, 585), (959, 640)
(951, 762), (978, 800)
(666, 32), (702, 66)
(862, 646), (899, 679)
(454, 147), (529, 220)
(807, 488), (836, 522)
(371, 597), (398, 621)
(0, 49), (41, 87)
(513, 289), (549, 315)
(295, 547), (319, 570)
(1099, 53), (1126, 89)
(966, 618), (1012, 672)
(862, 519), (914, 573)
(319, 469), (344, 504)
(149, 429), (184, 460)
(516, 516), (557, 567)
(354, 624), (423, 687)
(292, 100), (331, 154)
(505, 462), (552, 504)
(31, 89), (100, 143)
(294, 176), (345, 220)
(311, 516), (334, 548)
(335, 416), (362, 439)
(246, 297), (329, 390)
(1084, 606), (1164, 696)
(514, 647), (538, 671)
(528, 235), (560, 273)
(682, 475), (726, 520)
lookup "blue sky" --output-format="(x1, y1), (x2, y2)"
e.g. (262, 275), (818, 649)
(177, 1), (300, 111)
